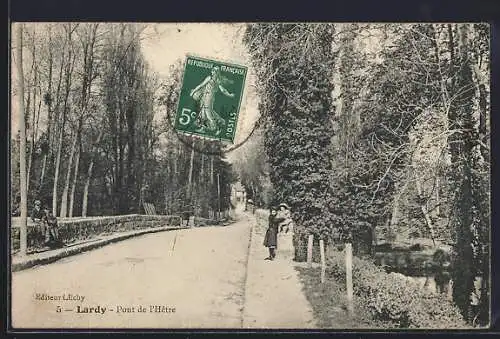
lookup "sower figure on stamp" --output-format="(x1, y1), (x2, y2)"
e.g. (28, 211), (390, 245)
(263, 206), (285, 260)
(190, 66), (234, 136)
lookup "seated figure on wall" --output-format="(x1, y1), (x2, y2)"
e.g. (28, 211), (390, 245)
(43, 208), (64, 249)
(29, 200), (46, 248)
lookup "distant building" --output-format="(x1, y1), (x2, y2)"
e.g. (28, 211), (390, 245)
(231, 182), (246, 204)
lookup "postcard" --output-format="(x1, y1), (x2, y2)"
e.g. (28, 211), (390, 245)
(9, 22), (491, 330)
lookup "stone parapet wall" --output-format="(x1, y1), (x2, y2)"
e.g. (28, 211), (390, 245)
(11, 214), (183, 252)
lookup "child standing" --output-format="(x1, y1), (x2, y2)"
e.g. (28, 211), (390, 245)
(263, 207), (284, 260)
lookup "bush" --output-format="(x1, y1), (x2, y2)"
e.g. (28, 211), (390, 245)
(327, 249), (467, 328)
(293, 225), (308, 262)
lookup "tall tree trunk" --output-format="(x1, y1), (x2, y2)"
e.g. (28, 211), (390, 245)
(387, 189), (401, 243)
(118, 125), (125, 214)
(16, 24), (28, 255)
(39, 153), (47, 189)
(450, 23), (477, 321)
(163, 163), (170, 214)
(126, 105), (136, 213)
(435, 175), (440, 216)
(471, 61), (488, 161)
(477, 82), (488, 160)
(209, 154), (215, 218)
(338, 23), (358, 152)
(429, 26), (446, 221)
(52, 30), (74, 215)
(24, 53), (33, 194)
(51, 47), (65, 158)
(174, 144), (179, 175)
(415, 173), (436, 246)
(68, 137), (81, 217)
(24, 28), (35, 133)
(447, 24), (461, 166)
(210, 155), (214, 185)
(167, 186), (170, 214)
(82, 129), (103, 217)
(26, 114), (34, 195)
(68, 24), (96, 217)
(199, 146), (206, 214)
(27, 68), (41, 195)
(171, 144), (180, 212)
(43, 25), (54, 185)
(199, 140), (205, 183)
(52, 123), (64, 215)
(116, 87), (126, 214)
(187, 140), (195, 201)
(25, 86), (31, 133)
(431, 25), (450, 110)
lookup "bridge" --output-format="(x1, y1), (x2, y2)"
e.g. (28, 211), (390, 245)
(10, 205), (316, 329)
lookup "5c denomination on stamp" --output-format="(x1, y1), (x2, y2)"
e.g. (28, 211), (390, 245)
(175, 55), (247, 143)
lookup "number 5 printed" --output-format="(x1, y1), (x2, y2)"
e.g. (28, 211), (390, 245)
(179, 108), (196, 126)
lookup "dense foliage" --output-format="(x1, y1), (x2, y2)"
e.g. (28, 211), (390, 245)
(244, 24), (336, 253)
(447, 24), (490, 323)
(331, 25), (454, 252)
(12, 23), (237, 219)
(243, 23), (490, 324)
(327, 249), (467, 328)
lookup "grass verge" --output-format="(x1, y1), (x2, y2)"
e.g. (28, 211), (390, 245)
(296, 265), (395, 329)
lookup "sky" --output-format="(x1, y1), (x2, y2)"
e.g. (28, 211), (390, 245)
(140, 23), (260, 159)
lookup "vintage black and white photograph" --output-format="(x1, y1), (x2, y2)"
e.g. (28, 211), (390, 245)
(9, 22), (490, 329)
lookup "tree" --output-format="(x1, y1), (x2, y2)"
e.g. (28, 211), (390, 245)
(15, 23), (28, 255)
(447, 23), (490, 324)
(52, 23), (77, 216)
(63, 23), (100, 217)
(232, 129), (272, 207)
(81, 129), (103, 217)
(244, 23), (336, 260)
(325, 24), (462, 255)
(100, 24), (156, 214)
(157, 58), (237, 219)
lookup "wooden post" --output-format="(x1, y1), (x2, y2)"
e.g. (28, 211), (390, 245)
(320, 239), (326, 283)
(307, 234), (313, 267)
(345, 242), (354, 315)
(16, 24), (28, 256)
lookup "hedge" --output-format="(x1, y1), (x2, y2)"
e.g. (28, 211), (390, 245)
(327, 249), (468, 329)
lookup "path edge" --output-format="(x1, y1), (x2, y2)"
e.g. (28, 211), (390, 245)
(240, 214), (255, 328)
(11, 226), (185, 272)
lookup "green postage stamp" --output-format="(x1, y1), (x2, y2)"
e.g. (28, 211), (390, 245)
(175, 55), (248, 143)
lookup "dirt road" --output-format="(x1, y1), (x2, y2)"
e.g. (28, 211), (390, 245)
(11, 212), (316, 329)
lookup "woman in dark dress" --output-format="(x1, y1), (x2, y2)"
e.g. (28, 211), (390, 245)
(263, 207), (285, 260)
